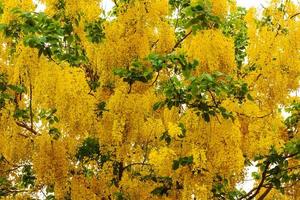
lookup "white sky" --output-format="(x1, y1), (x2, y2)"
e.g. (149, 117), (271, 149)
(236, 0), (269, 8)
(101, 0), (271, 11)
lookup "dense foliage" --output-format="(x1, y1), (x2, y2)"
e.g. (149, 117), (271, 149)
(0, 0), (299, 199)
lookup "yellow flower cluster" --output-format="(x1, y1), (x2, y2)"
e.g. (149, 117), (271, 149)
(65, 0), (101, 21)
(210, 0), (229, 18)
(245, 2), (300, 109)
(0, 0), (34, 23)
(167, 122), (181, 138)
(191, 0), (229, 18)
(89, 0), (175, 84)
(184, 30), (236, 75)
(43, 0), (101, 21)
(149, 147), (176, 177)
(33, 134), (68, 199)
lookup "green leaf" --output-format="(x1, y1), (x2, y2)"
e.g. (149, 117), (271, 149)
(172, 160), (180, 170)
(151, 186), (169, 196)
(8, 84), (26, 93)
(251, 172), (261, 180)
(76, 137), (100, 161)
(49, 127), (61, 140)
(153, 101), (164, 111)
(247, 94), (254, 101)
(173, 156), (193, 170)
(160, 131), (172, 145)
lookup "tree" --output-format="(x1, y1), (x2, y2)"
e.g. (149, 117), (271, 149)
(0, 0), (299, 199)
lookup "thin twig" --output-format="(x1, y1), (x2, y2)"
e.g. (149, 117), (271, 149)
(246, 162), (270, 200)
(151, 71), (160, 86)
(208, 90), (221, 124)
(172, 30), (192, 52)
(15, 121), (39, 135)
(237, 112), (273, 119)
(257, 187), (272, 200)
(29, 78), (33, 129)
(151, 39), (159, 49)
(290, 12), (300, 19)
(112, 0), (119, 7)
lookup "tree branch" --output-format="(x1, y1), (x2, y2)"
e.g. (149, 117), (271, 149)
(257, 186), (272, 200)
(290, 12), (300, 19)
(15, 121), (39, 135)
(29, 79), (33, 129)
(172, 30), (192, 52)
(112, 0), (119, 7)
(208, 90), (221, 124)
(151, 71), (160, 86)
(238, 161), (271, 200)
(237, 112), (273, 119)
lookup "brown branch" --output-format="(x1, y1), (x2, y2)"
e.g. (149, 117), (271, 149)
(15, 121), (39, 135)
(237, 112), (273, 119)
(238, 162), (271, 200)
(18, 132), (30, 138)
(151, 71), (160, 86)
(151, 39), (159, 49)
(128, 83), (132, 94)
(246, 162), (270, 200)
(290, 12), (300, 19)
(112, 0), (118, 7)
(172, 30), (192, 52)
(257, 187), (273, 200)
(29, 79), (33, 129)
(208, 90), (221, 124)
(3, 188), (30, 195)
(0, 163), (32, 173)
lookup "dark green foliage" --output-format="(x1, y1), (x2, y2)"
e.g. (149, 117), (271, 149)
(39, 108), (59, 124)
(211, 175), (246, 200)
(284, 101), (300, 137)
(87, 79), (100, 92)
(160, 131), (172, 145)
(20, 11), (87, 66)
(0, 73), (26, 109)
(168, 0), (190, 9)
(114, 60), (153, 86)
(49, 127), (61, 140)
(222, 7), (248, 68)
(13, 108), (30, 120)
(0, 164), (36, 197)
(150, 176), (173, 196)
(84, 19), (105, 43)
(39, 108), (61, 139)
(172, 156), (193, 170)
(156, 72), (249, 122)
(184, 2), (221, 32)
(95, 101), (108, 118)
(151, 186), (170, 196)
(20, 165), (36, 188)
(0, 8), (105, 66)
(76, 137), (100, 161)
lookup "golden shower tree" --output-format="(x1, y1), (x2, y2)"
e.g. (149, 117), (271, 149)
(0, 0), (299, 199)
